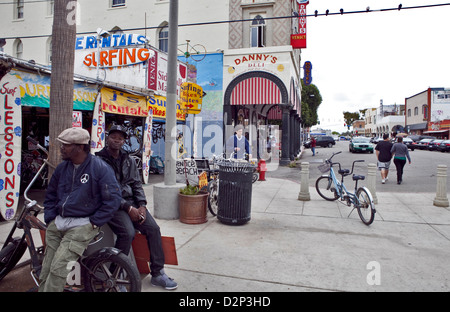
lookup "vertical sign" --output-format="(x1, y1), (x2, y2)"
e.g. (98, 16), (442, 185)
(142, 110), (153, 184)
(291, 0), (309, 49)
(90, 93), (105, 154)
(0, 74), (22, 220)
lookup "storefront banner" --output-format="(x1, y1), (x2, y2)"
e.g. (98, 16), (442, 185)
(148, 95), (186, 121)
(0, 74), (22, 220)
(147, 49), (188, 98)
(101, 87), (148, 117)
(74, 34), (150, 88)
(90, 94), (105, 154)
(13, 70), (97, 110)
(224, 50), (292, 92)
(142, 111), (153, 184)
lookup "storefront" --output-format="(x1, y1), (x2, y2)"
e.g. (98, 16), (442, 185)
(223, 46), (302, 164)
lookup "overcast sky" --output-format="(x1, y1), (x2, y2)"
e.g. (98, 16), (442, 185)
(299, 0), (450, 133)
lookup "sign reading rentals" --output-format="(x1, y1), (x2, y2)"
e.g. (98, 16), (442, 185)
(101, 87), (148, 117)
(0, 74), (22, 220)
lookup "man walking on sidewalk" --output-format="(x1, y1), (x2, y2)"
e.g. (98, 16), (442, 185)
(375, 133), (393, 184)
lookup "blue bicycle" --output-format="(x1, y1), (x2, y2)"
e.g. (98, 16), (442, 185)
(316, 151), (376, 225)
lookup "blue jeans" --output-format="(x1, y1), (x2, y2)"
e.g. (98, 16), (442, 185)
(108, 209), (165, 276)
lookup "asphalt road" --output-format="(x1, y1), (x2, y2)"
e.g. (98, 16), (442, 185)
(267, 140), (450, 193)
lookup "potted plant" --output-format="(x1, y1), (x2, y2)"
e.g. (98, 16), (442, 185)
(178, 163), (209, 224)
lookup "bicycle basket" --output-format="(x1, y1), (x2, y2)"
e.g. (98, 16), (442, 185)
(318, 162), (330, 173)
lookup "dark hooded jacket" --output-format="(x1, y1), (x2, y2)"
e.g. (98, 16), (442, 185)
(43, 153), (121, 226)
(95, 148), (147, 211)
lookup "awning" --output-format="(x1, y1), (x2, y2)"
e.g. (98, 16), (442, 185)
(230, 77), (282, 105)
(423, 129), (449, 134)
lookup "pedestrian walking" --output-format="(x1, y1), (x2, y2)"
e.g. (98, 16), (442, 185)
(375, 133), (393, 183)
(391, 136), (411, 184)
(311, 136), (317, 156)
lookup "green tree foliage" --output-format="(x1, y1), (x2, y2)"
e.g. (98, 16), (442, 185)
(343, 111), (360, 127)
(301, 81), (322, 128)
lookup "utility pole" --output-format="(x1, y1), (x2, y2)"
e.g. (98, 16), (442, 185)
(153, 0), (182, 220)
(164, 0), (178, 186)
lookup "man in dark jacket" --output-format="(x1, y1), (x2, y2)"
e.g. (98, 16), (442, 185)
(96, 125), (177, 290)
(40, 127), (122, 292)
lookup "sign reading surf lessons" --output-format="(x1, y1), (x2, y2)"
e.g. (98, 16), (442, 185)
(0, 74), (22, 220)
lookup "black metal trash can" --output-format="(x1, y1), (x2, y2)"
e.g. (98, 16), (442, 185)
(217, 162), (255, 225)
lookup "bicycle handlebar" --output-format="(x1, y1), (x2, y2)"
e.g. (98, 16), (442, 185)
(325, 151), (365, 176)
(26, 136), (49, 156)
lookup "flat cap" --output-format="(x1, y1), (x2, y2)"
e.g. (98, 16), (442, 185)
(57, 127), (90, 145)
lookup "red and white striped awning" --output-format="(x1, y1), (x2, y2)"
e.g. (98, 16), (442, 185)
(230, 77), (282, 105)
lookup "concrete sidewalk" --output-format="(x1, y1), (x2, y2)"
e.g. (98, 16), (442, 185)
(1, 173), (450, 292)
(141, 176), (450, 292)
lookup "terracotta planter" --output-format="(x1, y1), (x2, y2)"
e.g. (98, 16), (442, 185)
(178, 191), (208, 224)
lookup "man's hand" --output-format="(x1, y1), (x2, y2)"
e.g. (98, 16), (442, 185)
(128, 206), (147, 224)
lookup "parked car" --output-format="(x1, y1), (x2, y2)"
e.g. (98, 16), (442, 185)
(403, 137), (416, 151)
(427, 139), (444, 151)
(415, 138), (434, 150)
(437, 140), (450, 152)
(408, 135), (436, 142)
(349, 137), (374, 153)
(303, 135), (336, 148)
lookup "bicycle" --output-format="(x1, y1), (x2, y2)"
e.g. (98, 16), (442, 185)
(0, 136), (141, 292)
(315, 151), (376, 225)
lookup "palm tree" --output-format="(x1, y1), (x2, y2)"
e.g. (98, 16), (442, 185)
(48, 0), (77, 175)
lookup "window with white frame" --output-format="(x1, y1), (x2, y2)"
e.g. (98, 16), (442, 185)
(15, 0), (24, 19)
(159, 24), (168, 52)
(47, 37), (52, 65)
(47, 0), (54, 16)
(111, 0), (126, 8)
(250, 15), (266, 48)
(14, 39), (23, 59)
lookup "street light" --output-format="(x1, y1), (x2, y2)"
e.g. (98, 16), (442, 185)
(96, 28), (110, 81)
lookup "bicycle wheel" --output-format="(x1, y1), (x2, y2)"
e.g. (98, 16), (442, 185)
(355, 188), (375, 225)
(83, 252), (141, 292)
(122, 135), (141, 155)
(315, 176), (339, 201)
(0, 238), (28, 281)
(207, 179), (219, 216)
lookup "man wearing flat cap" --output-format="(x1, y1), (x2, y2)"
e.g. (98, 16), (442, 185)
(39, 127), (122, 292)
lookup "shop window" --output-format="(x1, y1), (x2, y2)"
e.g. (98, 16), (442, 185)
(159, 24), (168, 52)
(250, 15), (265, 48)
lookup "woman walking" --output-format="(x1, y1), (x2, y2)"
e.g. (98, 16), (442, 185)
(391, 137), (411, 184)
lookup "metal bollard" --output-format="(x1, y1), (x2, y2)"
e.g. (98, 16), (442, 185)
(298, 162), (311, 201)
(433, 165), (449, 207)
(367, 163), (378, 205)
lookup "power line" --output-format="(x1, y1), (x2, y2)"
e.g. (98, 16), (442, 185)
(1, 2), (450, 40)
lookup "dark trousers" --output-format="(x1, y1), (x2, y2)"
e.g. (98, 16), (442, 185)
(393, 158), (406, 183)
(108, 209), (165, 276)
